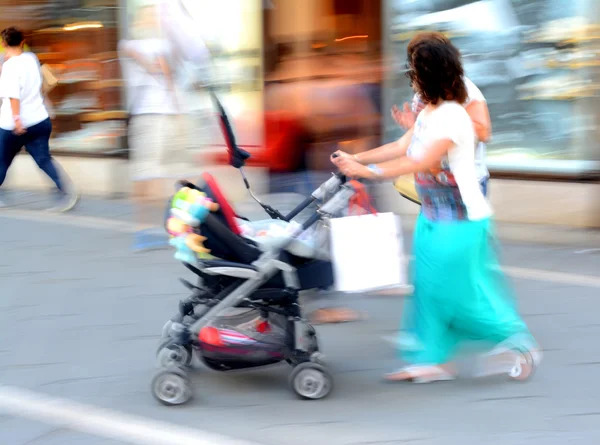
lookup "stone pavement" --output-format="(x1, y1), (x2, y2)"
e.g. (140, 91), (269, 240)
(1, 194), (600, 445)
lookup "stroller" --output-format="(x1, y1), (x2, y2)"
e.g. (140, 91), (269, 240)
(151, 93), (367, 406)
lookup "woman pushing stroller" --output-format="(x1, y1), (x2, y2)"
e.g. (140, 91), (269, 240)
(332, 32), (542, 383)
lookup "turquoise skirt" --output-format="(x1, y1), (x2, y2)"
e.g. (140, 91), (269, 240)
(399, 213), (534, 365)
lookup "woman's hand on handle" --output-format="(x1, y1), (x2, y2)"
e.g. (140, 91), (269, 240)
(331, 150), (353, 162)
(334, 157), (375, 180)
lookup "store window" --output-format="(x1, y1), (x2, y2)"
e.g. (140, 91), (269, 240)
(383, 0), (600, 175)
(1, 0), (126, 155)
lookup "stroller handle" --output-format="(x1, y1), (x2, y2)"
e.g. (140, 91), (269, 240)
(285, 171), (348, 220)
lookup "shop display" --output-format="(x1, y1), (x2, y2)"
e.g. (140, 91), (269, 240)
(1, 1), (126, 155)
(383, 0), (600, 171)
(49, 120), (124, 153)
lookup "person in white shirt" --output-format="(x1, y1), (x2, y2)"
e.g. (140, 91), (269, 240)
(119, 4), (179, 249)
(391, 32), (492, 195)
(331, 32), (541, 383)
(0, 27), (77, 211)
(157, 0), (211, 69)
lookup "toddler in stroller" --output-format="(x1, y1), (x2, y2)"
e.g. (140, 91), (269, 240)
(151, 94), (364, 406)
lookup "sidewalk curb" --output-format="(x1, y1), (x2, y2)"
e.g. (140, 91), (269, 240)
(1, 202), (599, 249)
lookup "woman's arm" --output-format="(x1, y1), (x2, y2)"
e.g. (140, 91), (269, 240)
(353, 127), (414, 165)
(465, 100), (491, 143)
(334, 137), (453, 180)
(376, 138), (453, 178)
(10, 98), (25, 134)
(10, 98), (20, 116)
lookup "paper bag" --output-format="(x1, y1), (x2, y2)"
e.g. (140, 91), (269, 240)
(330, 212), (407, 293)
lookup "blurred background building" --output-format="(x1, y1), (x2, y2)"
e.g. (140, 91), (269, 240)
(1, 0), (599, 226)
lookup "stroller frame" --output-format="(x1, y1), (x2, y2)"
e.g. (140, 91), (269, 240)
(151, 92), (358, 405)
(152, 178), (356, 405)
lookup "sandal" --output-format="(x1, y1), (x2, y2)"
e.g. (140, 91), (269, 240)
(309, 308), (363, 325)
(480, 349), (542, 381)
(384, 365), (456, 384)
(476, 343), (543, 381)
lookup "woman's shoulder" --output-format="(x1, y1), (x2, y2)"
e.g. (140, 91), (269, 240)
(436, 101), (471, 117)
(431, 101), (474, 134)
(463, 77), (485, 103)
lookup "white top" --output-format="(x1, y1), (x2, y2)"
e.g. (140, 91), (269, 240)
(412, 76), (489, 181)
(0, 52), (48, 130)
(408, 101), (492, 221)
(118, 39), (178, 116)
(157, 0), (211, 66)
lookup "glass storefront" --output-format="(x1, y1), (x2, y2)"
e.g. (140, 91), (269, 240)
(0, 0), (263, 156)
(383, 0), (600, 177)
(1, 0), (125, 155)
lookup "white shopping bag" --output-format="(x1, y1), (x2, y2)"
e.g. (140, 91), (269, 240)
(330, 212), (407, 293)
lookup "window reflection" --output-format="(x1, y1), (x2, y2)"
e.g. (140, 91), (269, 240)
(385, 0), (600, 169)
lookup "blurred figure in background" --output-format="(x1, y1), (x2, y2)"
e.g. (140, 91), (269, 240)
(304, 52), (381, 192)
(264, 48), (380, 324)
(158, 0), (211, 72)
(392, 32), (491, 196)
(333, 33), (541, 382)
(119, 4), (178, 249)
(264, 46), (381, 199)
(0, 27), (77, 211)
(263, 44), (317, 196)
(158, 0), (215, 156)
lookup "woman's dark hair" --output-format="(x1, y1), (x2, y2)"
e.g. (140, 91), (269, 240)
(1, 27), (25, 48)
(405, 32), (467, 105)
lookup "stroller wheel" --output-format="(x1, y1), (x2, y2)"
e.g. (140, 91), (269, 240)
(151, 367), (193, 406)
(160, 320), (173, 341)
(157, 342), (193, 368)
(289, 362), (333, 400)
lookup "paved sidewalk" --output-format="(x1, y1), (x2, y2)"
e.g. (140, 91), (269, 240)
(1, 207), (600, 445)
(2, 188), (600, 249)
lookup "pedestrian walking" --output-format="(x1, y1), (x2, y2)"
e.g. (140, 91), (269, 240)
(0, 27), (77, 211)
(119, 4), (179, 249)
(331, 32), (542, 382)
(391, 32), (492, 196)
